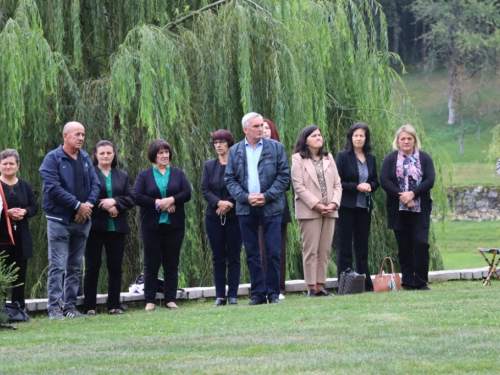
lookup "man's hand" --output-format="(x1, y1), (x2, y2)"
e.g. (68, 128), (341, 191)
(75, 203), (93, 223)
(248, 193), (266, 207)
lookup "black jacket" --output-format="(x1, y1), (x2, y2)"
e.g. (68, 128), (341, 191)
(0, 179), (38, 259)
(201, 158), (237, 219)
(380, 150), (435, 230)
(89, 166), (135, 233)
(133, 167), (192, 230)
(335, 150), (379, 210)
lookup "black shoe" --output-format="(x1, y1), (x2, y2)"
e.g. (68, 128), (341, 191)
(307, 289), (316, 298)
(418, 285), (431, 291)
(268, 297), (281, 304)
(402, 286), (413, 291)
(214, 298), (227, 307)
(228, 297), (238, 305)
(316, 288), (332, 297)
(247, 298), (267, 306)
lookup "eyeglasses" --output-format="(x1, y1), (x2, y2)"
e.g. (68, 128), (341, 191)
(212, 140), (227, 145)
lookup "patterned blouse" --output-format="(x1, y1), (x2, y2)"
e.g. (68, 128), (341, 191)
(311, 157), (328, 205)
(396, 150), (422, 212)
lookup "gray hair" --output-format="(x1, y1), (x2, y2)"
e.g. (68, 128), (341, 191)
(241, 112), (262, 129)
(392, 124), (421, 151)
(0, 149), (20, 164)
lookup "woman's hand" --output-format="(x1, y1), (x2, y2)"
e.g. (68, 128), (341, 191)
(99, 198), (116, 211)
(217, 200), (234, 215)
(322, 203), (337, 215)
(357, 183), (371, 193)
(108, 206), (119, 217)
(313, 203), (325, 214)
(7, 208), (26, 221)
(399, 191), (415, 205)
(157, 197), (175, 211)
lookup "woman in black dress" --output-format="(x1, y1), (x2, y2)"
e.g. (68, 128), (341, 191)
(0, 149), (38, 310)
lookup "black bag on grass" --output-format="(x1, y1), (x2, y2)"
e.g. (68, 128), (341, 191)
(1, 301), (30, 323)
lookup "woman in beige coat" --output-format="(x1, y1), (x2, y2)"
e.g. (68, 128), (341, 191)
(291, 125), (342, 297)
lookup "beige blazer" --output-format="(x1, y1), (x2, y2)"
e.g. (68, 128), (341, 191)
(291, 152), (342, 220)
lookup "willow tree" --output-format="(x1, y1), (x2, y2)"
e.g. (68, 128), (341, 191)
(0, 0), (447, 298)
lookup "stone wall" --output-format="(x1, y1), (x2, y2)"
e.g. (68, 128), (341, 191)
(448, 185), (500, 221)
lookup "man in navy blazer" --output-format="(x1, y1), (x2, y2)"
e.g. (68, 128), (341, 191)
(225, 112), (290, 305)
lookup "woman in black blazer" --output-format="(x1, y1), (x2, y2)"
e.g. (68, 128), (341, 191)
(201, 130), (242, 306)
(134, 139), (192, 310)
(0, 149), (38, 310)
(84, 140), (135, 315)
(380, 125), (435, 291)
(335, 123), (379, 291)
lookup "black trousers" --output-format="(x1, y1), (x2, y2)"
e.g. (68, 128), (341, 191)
(393, 211), (430, 288)
(141, 224), (184, 304)
(258, 223), (288, 294)
(336, 206), (373, 291)
(205, 215), (242, 298)
(1, 244), (28, 309)
(84, 231), (126, 311)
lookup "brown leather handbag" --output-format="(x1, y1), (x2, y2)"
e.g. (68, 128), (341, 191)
(373, 257), (401, 292)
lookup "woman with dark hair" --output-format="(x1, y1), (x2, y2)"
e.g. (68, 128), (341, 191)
(0, 148), (37, 310)
(83, 140), (135, 315)
(335, 123), (379, 291)
(380, 125), (435, 291)
(201, 130), (242, 306)
(134, 139), (192, 310)
(291, 126), (342, 297)
(261, 118), (291, 299)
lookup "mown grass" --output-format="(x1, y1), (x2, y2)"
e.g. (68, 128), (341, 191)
(1, 281), (500, 374)
(435, 221), (500, 270)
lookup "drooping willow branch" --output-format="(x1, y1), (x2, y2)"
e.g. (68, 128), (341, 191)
(165, 0), (270, 30)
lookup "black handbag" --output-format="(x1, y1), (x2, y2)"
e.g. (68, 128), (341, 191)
(338, 269), (365, 295)
(1, 301), (30, 323)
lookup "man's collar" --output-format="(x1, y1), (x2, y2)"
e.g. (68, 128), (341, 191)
(244, 137), (263, 147)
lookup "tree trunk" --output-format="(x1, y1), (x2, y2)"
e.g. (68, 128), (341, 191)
(458, 106), (465, 156)
(421, 22), (427, 60)
(448, 65), (457, 124)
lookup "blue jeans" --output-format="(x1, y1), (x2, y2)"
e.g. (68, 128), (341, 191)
(47, 220), (91, 311)
(205, 215), (242, 298)
(238, 207), (281, 301)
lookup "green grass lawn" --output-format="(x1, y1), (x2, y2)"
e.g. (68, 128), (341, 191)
(435, 221), (500, 269)
(2, 281), (500, 374)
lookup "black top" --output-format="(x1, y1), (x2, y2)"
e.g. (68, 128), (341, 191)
(67, 152), (87, 204)
(133, 167), (192, 230)
(89, 166), (135, 234)
(380, 150), (435, 230)
(0, 179), (38, 259)
(335, 150), (379, 210)
(201, 158), (237, 219)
